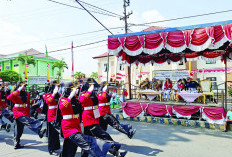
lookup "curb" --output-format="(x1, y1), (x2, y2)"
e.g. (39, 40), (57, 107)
(113, 113), (227, 130)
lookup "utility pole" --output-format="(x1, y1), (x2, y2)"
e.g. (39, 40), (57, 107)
(120, 0), (133, 99)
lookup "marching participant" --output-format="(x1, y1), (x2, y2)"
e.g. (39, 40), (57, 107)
(79, 78), (127, 157)
(7, 81), (46, 149)
(98, 82), (136, 138)
(43, 80), (61, 156)
(0, 83), (14, 132)
(58, 82), (113, 157)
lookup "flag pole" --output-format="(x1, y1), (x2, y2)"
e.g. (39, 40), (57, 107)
(46, 45), (50, 83)
(71, 41), (74, 82)
(25, 51), (28, 85)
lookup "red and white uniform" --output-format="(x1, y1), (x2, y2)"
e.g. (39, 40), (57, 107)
(79, 91), (99, 127)
(97, 92), (111, 117)
(59, 97), (82, 138)
(7, 90), (30, 119)
(0, 92), (7, 114)
(43, 93), (58, 123)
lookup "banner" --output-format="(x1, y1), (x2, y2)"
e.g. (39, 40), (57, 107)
(29, 76), (49, 84)
(153, 70), (190, 81)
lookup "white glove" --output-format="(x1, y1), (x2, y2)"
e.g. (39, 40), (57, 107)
(103, 85), (108, 92)
(53, 86), (59, 95)
(75, 89), (79, 95)
(88, 85), (94, 92)
(68, 88), (76, 99)
(18, 85), (24, 92)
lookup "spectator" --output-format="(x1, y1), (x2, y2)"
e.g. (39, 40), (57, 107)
(162, 78), (172, 100)
(223, 106), (232, 132)
(185, 77), (199, 91)
(174, 79), (185, 92)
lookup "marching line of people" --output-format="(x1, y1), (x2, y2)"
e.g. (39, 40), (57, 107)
(0, 78), (136, 157)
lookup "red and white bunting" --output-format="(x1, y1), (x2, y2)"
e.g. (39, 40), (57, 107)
(47, 63), (49, 68)
(116, 73), (123, 80)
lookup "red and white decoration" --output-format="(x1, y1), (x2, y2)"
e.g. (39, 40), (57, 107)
(192, 68), (232, 73)
(122, 102), (226, 124)
(108, 21), (232, 65)
(136, 72), (150, 78)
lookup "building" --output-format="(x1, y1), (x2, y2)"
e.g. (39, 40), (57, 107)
(0, 48), (61, 84)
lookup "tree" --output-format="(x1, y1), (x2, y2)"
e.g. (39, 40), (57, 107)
(90, 72), (98, 79)
(74, 71), (85, 80)
(0, 70), (22, 83)
(52, 58), (68, 82)
(17, 55), (36, 67)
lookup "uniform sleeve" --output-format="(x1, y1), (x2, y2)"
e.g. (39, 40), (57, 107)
(59, 98), (71, 109)
(46, 94), (56, 105)
(7, 90), (20, 102)
(78, 92), (91, 104)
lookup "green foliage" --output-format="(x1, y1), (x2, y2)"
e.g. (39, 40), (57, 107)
(74, 71), (85, 80)
(0, 70), (22, 83)
(229, 88), (232, 97)
(52, 58), (68, 81)
(90, 72), (98, 79)
(17, 55), (36, 66)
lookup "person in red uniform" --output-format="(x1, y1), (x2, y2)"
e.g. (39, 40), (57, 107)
(43, 80), (61, 156)
(79, 78), (127, 157)
(58, 82), (113, 157)
(162, 78), (173, 100)
(0, 84), (14, 132)
(98, 82), (136, 139)
(7, 81), (46, 149)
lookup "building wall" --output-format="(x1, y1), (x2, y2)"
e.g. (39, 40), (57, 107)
(95, 56), (231, 92)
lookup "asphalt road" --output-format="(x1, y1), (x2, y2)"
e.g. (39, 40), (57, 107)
(0, 119), (232, 157)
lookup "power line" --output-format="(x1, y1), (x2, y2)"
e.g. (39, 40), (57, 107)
(46, 0), (119, 17)
(74, 0), (114, 35)
(0, 39), (107, 61)
(76, 0), (123, 18)
(130, 9), (232, 26)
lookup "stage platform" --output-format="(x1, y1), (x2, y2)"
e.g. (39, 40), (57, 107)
(122, 99), (227, 125)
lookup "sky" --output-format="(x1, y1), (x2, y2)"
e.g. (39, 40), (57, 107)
(0, 0), (232, 77)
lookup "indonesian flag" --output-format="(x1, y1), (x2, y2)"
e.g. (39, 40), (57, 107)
(116, 73), (123, 80)
(0, 78), (2, 84)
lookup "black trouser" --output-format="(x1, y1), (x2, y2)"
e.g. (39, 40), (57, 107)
(82, 124), (121, 157)
(1, 108), (14, 123)
(48, 121), (60, 153)
(99, 113), (131, 136)
(14, 115), (44, 146)
(60, 133), (112, 157)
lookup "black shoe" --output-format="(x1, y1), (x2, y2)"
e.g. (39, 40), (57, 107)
(117, 151), (128, 157)
(49, 150), (59, 156)
(1, 124), (6, 130)
(222, 130), (227, 132)
(128, 129), (136, 139)
(14, 144), (24, 149)
(6, 124), (11, 132)
(39, 129), (46, 138)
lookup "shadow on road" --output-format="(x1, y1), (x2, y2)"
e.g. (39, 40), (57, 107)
(121, 144), (163, 156)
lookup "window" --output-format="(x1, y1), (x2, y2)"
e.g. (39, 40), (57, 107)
(5, 66), (10, 70)
(206, 60), (216, 64)
(119, 64), (124, 71)
(14, 64), (19, 67)
(103, 64), (108, 72)
(136, 80), (139, 85)
(206, 77), (217, 90)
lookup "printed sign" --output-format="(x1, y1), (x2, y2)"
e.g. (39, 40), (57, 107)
(153, 70), (190, 81)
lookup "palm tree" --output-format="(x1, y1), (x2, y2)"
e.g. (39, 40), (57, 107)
(17, 55), (36, 67)
(52, 58), (68, 82)
(90, 72), (98, 79)
(74, 71), (85, 80)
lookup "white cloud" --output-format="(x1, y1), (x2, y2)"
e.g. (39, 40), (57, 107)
(142, 10), (166, 24)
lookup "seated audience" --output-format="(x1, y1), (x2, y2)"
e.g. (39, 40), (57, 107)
(185, 77), (199, 91)
(223, 106), (232, 132)
(173, 79), (185, 92)
(162, 78), (172, 100)
(139, 78), (151, 90)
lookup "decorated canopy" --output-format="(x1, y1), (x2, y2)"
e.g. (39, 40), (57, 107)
(108, 20), (232, 66)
